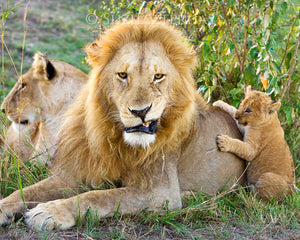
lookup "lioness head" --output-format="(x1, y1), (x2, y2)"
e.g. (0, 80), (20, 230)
(235, 86), (281, 127)
(1, 52), (87, 132)
(85, 20), (198, 148)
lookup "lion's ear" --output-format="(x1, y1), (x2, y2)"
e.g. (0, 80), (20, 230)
(267, 101), (281, 114)
(33, 52), (56, 81)
(85, 42), (102, 67)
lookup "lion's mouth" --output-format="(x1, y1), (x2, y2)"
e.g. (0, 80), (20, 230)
(8, 116), (30, 125)
(20, 120), (29, 125)
(124, 120), (158, 134)
(237, 121), (247, 126)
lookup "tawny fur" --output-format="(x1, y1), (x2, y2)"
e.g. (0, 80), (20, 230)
(215, 86), (295, 201)
(1, 52), (88, 164)
(0, 19), (245, 230)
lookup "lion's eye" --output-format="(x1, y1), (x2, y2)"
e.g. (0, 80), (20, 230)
(245, 108), (252, 113)
(117, 72), (128, 79)
(18, 83), (26, 91)
(154, 73), (165, 82)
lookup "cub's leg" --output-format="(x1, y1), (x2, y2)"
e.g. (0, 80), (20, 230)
(213, 100), (237, 118)
(216, 134), (256, 161)
(255, 172), (294, 201)
(0, 176), (78, 226)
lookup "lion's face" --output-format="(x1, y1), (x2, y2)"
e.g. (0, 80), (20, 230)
(235, 87), (281, 127)
(103, 41), (179, 148)
(1, 52), (87, 132)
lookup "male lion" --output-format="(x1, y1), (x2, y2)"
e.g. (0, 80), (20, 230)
(1, 52), (88, 164)
(215, 86), (295, 200)
(0, 20), (244, 230)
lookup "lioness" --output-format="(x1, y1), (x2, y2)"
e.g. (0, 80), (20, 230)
(214, 86), (295, 200)
(1, 52), (88, 164)
(0, 19), (245, 230)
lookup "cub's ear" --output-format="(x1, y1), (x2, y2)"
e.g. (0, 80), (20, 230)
(268, 101), (281, 113)
(245, 85), (254, 95)
(33, 52), (56, 81)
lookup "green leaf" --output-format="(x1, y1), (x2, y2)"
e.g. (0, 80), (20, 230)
(284, 106), (292, 126)
(250, 47), (259, 59)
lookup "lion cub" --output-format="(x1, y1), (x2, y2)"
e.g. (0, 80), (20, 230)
(214, 86), (295, 201)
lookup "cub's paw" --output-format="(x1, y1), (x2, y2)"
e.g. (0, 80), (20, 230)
(25, 200), (75, 231)
(212, 100), (226, 108)
(216, 134), (231, 152)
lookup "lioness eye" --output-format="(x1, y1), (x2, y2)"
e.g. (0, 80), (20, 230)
(245, 108), (252, 113)
(21, 83), (26, 89)
(117, 72), (127, 79)
(154, 73), (164, 82)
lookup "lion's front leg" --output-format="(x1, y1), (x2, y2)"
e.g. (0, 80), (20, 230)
(0, 175), (78, 226)
(216, 134), (256, 161)
(25, 161), (181, 230)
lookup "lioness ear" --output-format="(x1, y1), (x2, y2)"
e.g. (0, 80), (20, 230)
(268, 101), (281, 113)
(33, 52), (56, 81)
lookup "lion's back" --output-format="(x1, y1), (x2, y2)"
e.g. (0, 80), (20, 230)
(178, 106), (246, 194)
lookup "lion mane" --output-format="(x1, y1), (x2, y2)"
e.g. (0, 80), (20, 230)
(54, 19), (206, 188)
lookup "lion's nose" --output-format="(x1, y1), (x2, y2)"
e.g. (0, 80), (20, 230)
(1, 107), (5, 114)
(128, 104), (152, 122)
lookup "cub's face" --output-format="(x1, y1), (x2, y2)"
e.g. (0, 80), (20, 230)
(102, 41), (180, 148)
(234, 88), (280, 127)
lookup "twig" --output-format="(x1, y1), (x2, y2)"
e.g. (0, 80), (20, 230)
(280, 15), (299, 68)
(222, 4), (243, 74)
(20, 1), (30, 76)
(184, 163), (249, 212)
(281, 32), (300, 100)
(241, 7), (251, 75)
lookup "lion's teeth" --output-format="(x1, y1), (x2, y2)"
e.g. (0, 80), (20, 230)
(143, 122), (151, 127)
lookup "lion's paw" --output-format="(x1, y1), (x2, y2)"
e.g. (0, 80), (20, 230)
(216, 134), (231, 152)
(0, 208), (14, 227)
(0, 199), (19, 226)
(24, 200), (75, 231)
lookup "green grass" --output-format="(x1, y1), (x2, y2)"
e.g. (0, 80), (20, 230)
(0, 0), (299, 239)
(1, 0), (97, 101)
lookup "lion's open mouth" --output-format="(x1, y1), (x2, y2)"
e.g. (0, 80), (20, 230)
(19, 120), (29, 125)
(124, 120), (158, 134)
(10, 117), (30, 125)
(238, 121), (247, 126)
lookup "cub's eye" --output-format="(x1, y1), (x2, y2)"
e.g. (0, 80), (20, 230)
(245, 108), (252, 113)
(117, 72), (127, 79)
(154, 73), (165, 82)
